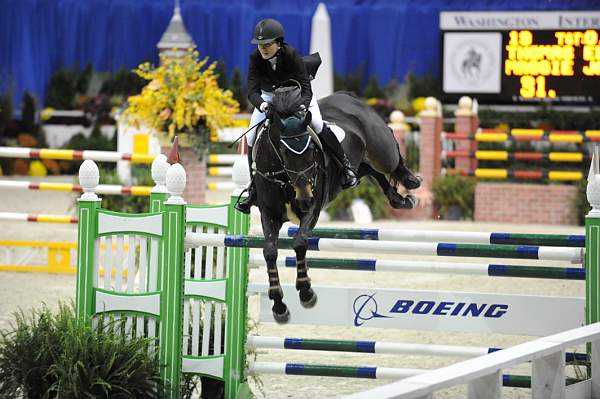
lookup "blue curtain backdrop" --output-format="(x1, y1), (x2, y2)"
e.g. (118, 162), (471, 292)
(0, 0), (597, 107)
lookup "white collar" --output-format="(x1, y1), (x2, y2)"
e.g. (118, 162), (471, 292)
(268, 57), (277, 70)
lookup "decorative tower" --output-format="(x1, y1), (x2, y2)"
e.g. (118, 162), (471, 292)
(157, 0), (196, 61)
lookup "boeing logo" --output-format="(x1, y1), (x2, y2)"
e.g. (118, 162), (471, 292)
(353, 294), (509, 327)
(352, 293), (389, 327)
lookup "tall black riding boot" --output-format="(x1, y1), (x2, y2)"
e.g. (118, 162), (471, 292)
(234, 147), (257, 214)
(319, 125), (358, 189)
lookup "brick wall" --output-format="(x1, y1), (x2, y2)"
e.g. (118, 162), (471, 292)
(162, 146), (206, 205)
(390, 112), (442, 220)
(474, 183), (578, 225)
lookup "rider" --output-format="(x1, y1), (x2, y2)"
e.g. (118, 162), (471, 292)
(235, 18), (358, 214)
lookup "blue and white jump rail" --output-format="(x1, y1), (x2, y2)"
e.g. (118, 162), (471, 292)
(251, 225), (585, 247)
(186, 232), (583, 262)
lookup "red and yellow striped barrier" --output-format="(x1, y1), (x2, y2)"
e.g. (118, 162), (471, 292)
(0, 146), (155, 163)
(443, 150), (588, 163)
(0, 212), (78, 224)
(443, 129), (600, 143)
(450, 168), (583, 181)
(0, 180), (152, 196)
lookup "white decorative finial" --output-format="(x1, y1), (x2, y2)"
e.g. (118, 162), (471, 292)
(166, 163), (187, 204)
(389, 110), (405, 125)
(151, 154), (169, 193)
(78, 160), (99, 201)
(455, 96), (473, 117)
(587, 144), (600, 217)
(419, 97), (439, 117)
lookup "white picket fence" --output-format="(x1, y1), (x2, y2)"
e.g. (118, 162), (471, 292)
(343, 322), (600, 399)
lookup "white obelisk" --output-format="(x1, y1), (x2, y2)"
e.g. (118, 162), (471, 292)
(309, 3), (334, 99)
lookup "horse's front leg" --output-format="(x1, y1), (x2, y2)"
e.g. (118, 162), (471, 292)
(260, 212), (289, 324)
(293, 216), (318, 308)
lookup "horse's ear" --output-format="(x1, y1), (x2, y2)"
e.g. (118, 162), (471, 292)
(302, 111), (312, 128)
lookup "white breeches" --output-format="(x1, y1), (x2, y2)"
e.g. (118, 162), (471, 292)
(246, 92), (323, 147)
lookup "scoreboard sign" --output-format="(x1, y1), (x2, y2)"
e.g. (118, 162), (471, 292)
(441, 11), (600, 105)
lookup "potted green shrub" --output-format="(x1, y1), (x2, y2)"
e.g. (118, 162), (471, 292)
(0, 303), (164, 398)
(430, 174), (476, 220)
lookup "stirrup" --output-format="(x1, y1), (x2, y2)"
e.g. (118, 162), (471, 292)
(234, 186), (256, 214)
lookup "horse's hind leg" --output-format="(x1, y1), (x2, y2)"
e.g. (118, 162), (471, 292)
(260, 213), (289, 324)
(390, 144), (421, 190)
(358, 163), (416, 209)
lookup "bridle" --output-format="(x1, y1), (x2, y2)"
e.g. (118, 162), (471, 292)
(254, 121), (320, 198)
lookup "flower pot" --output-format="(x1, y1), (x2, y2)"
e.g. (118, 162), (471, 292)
(446, 205), (463, 220)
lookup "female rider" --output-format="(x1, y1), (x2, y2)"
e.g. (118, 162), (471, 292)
(235, 18), (358, 214)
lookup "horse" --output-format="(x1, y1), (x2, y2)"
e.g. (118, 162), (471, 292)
(462, 48), (482, 79)
(251, 85), (420, 323)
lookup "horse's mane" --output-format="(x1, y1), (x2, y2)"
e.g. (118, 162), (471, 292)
(272, 86), (302, 117)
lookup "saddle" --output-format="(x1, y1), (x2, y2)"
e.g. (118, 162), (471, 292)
(302, 53), (321, 81)
(252, 120), (345, 161)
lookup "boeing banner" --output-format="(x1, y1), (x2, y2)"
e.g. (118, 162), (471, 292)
(252, 283), (584, 337)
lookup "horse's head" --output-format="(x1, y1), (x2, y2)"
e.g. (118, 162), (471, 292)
(267, 84), (319, 212)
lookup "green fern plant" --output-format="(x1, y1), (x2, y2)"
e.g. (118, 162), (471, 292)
(326, 177), (390, 220)
(430, 175), (476, 219)
(0, 303), (164, 398)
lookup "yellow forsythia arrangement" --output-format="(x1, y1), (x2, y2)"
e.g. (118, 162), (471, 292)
(124, 49), (239, 138)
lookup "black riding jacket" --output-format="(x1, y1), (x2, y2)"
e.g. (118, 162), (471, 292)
(247, 44), (312, 110)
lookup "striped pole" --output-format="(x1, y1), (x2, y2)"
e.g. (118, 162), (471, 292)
(207, 154), (240, 165)
(443, 130), (600, 143)
(0, 180), (152, 196)
(207, 167), (233, 177)
(443, 150), (588, 163)
(247, 255), (585, 280)
(257, 226), (585, 247)
(0, 211), (78, 224)
(186, 233), (584, 262)
(207, 181), (235, 191)
(452, 168), (583, 181)
(249, 361), (423, 379)
(248, 362), (569, 387)
(0, 146), (155, 163)
(247, 336), (587, 362)
(248, 336), (491, 357)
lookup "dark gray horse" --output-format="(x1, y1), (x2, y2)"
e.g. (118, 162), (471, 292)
(252, 88), (420, 323)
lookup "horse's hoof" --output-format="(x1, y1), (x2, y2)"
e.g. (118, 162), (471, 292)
(299, 288), (318, 308)
(402, 174), (422, 190)
(272, 307), (290, 324)
(405, 195), (418, 209)
(390, 194), (417, 209)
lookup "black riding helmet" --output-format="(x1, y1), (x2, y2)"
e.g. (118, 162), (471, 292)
(251, 18), (284, 44)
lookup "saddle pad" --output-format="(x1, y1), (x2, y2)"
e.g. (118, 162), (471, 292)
(281, 135), (311, 154)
